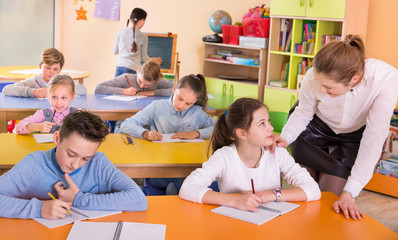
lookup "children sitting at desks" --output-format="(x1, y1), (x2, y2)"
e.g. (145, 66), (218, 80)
(0, 110), (147, 219)
(15, 75), (78, 134)
(179, 98), (321, 211)
(2, 48), (87, 98)
(118, 74), (216, 195)
(95, 61), (174, 96)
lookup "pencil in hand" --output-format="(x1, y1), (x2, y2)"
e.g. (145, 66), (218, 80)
(35, 79), (43, 88)
(251, 178), (255, 194)
(50, 110), (56, 122)
(125, 75), (133, 88)
(48, 192), (71, 215)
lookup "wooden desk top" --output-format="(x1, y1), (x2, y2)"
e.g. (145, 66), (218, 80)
(0, 66), (89, 82)
(0, 193), (395, 240)
(0, 133), (209, 177)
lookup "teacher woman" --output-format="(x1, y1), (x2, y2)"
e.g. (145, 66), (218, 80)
(275, 35), (398, 220)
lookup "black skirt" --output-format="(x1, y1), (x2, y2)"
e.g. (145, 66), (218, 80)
(289, 104), (365, 179)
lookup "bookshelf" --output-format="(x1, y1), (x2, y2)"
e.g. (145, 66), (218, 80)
(203, 42), (267, 102)
(265, 0), (369, 113)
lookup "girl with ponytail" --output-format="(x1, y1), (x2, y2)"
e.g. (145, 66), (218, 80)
(113, 8), (162, 77)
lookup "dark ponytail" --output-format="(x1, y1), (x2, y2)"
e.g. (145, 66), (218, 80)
(175, 74), (208, 110)
(209, 98), (266, 155)
(128, 8), (147, 53)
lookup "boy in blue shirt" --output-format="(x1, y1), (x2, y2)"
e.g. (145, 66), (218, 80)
(0, 110), (147, 219)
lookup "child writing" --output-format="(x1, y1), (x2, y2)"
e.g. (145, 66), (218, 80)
(15, 75), (78, 134)
(113, 8), (162, 77)
(0, 110), (147, 219)
(2, 48), (86, 98)
(179, 98), (321, 211)
(95, 61), (174, 96)
(118, 74), (216, 194)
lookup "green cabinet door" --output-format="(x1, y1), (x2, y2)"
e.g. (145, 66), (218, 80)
(205, 78), (229, 95)
(306, 0), (345, 19)
(264, 88), (298, 113)
(271, 0), (306, 16)
(229, 82), (258, 99)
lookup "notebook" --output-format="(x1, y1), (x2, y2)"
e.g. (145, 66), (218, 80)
(103, 95), (147, 101)
(33, 133), (54, 143)
(152, 133), (205, 143)
(66, 221), (166, 240)
(33, 207), (122, 229)
(211, 201), (300, 225)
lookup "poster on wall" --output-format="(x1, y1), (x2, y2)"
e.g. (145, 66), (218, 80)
(94, 0), (120, 21)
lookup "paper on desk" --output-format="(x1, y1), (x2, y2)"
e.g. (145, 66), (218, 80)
(211, 201), (300, 225)
(103, 95), (147, 101)
(34, 207), (122, 229)
(10, 69), (85, 75)
(33, 133), (54, 143)
(66, 221), (166, 240)
(152, 133), (205, 143)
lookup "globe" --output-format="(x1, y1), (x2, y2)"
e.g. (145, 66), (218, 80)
(209, 10), (232, 34)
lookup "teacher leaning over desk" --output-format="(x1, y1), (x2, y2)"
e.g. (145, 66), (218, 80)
(273, 35), (398, 220)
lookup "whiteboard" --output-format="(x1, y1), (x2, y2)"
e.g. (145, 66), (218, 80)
(0, 0), (54, 65)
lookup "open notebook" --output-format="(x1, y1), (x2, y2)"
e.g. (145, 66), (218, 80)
(33, 207), (122, 229)
(103, 95), (147, 101)
(211, 201), (300, 225)
(33, 133), (54, 143)
(152, 133), (205, 143)
(66, 221), (166, 240)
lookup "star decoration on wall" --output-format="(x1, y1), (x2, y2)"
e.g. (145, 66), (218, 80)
(76, 5), (87, 20)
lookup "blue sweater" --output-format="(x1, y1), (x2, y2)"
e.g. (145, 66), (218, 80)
(0, 148), (147, 219)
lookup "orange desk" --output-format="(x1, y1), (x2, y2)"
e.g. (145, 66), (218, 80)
(0, 133), (208, 177)
(0, 193), (396, 240)
(0, 66), (89, 84)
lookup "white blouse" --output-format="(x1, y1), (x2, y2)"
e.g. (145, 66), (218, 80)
(179, 144), (321, 203)
(281, 58), (398, 196)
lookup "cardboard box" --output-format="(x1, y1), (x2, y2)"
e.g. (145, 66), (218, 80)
(239, 36), (268, 48)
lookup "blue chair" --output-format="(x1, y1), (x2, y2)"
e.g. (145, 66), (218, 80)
(0, 82), (13, 92)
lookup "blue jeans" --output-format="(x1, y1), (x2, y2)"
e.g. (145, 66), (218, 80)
(149, 178), (185, 195)
(115, 67), (136, 77)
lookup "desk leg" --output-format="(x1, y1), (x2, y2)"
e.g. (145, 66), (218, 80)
(0, 112), (7, 133)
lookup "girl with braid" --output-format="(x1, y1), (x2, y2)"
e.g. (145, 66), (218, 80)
(113, 8), (162, 77)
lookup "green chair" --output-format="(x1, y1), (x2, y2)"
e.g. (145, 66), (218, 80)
(268, 111), (288, 133)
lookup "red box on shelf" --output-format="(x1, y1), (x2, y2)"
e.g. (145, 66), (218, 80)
(242, 17), (270, 38)
(222, 25), (243, 45)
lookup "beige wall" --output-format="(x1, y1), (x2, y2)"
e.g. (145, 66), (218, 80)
(57, 0), (266, 93)
(57, 0), (397, 94)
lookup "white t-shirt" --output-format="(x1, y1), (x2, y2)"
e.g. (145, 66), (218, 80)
(281, 58), (398, 196)
(179, 144), (321, 203)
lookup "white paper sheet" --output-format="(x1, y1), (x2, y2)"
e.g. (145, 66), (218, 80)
(33, 133), (54, 143)
(152, 133), (205, 143)
(103, 95), (147, 101)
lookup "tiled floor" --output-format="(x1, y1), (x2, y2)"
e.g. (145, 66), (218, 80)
(356, 190), (398, 233)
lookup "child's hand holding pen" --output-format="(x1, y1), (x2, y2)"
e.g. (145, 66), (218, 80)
(41, 194), (72, 220)
(33, 88), (48, 98)
(122, 87), (137, 96)
(142, 130), (162, 141)
(39, 121), (57, 133)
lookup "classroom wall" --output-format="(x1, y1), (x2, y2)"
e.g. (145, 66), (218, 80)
(57, 0), (397, 94)
(57, 0), (266, 93)
(366, 0), (398, 69)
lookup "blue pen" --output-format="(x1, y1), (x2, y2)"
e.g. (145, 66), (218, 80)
(127, 136), (134, 145)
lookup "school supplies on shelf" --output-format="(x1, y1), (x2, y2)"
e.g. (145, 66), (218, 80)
(33, 133), (54, 143)
(66, 221), (166, 240)
(34, 207), (122, 229)
(152, 133), (205, 143)
(211, 201), (300, 225)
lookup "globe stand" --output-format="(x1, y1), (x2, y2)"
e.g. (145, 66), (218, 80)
(202, 33), (223, 43)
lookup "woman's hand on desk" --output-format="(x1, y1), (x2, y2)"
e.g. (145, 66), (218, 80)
(54, 173), (80, 203)
(172, 131), (200, 140)
(122, 87), (137, 96)
(41, 199), (71, 219)
(33, 88), (48, 98)
(143, 130), (162, 141)
(333, 192), (365, 220)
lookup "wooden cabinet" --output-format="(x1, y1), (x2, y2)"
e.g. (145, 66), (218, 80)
(271, 0), (346, 19)
(265, 0), (369, 113)
(203, 42), (267, 102)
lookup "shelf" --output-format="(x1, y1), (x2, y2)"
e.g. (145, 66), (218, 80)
(203, 42), (266, 51)
(204, 59), (260, 68)
(265, 85), (299, 93)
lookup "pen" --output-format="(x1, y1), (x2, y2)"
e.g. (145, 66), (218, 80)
(50, 110), (56, 122)
(48, 192), (71, 215)
(113, 221), (123, 240)
(126, 136), (134, 145)
(251, 178), (255, 194)
(125, 75), (133, 88)
(35, 79), (43, 88)
(122, 136), (129, 144)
